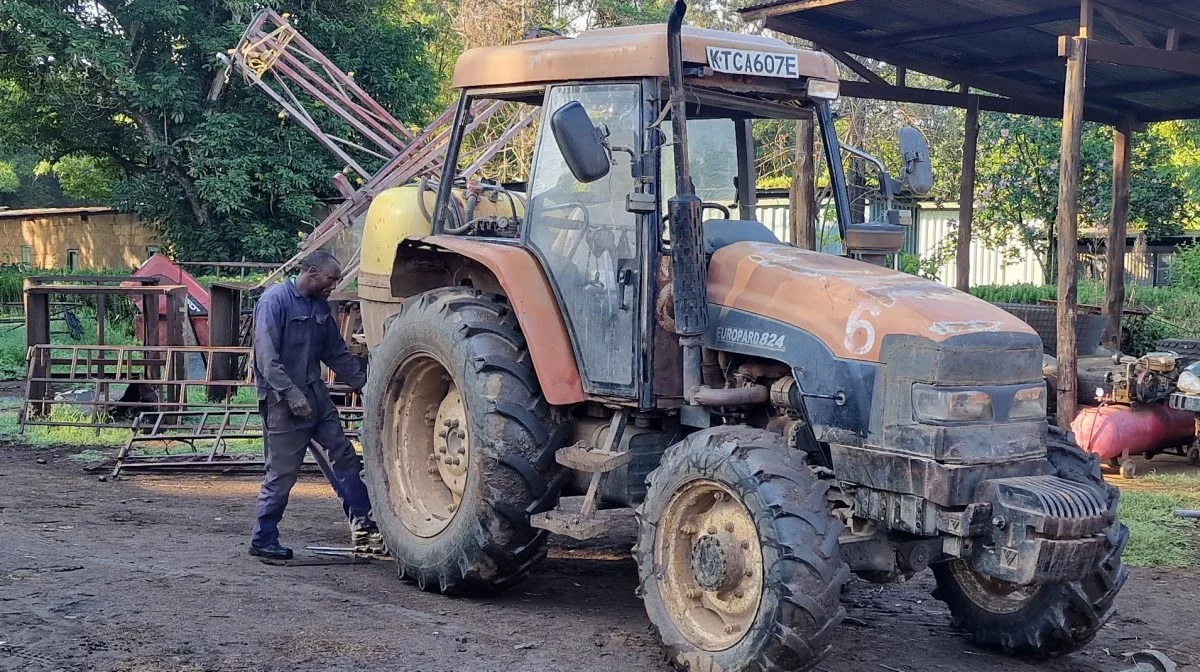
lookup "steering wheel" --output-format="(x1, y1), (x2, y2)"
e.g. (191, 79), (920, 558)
(661, 202), (732, 223)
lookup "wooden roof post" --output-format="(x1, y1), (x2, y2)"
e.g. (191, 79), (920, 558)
(1055, 30), (1089, 430)
(791, 113), (818, 249)
(1102, 114), (1134, 350)
(955, 93), (980, 291)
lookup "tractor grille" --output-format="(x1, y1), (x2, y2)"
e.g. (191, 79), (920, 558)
(981, 475), (1110, 538)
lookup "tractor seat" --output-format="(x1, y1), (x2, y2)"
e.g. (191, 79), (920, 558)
(702, 218), (781, 255)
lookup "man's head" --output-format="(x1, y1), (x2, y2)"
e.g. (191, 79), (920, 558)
(295, 250), (342, 300)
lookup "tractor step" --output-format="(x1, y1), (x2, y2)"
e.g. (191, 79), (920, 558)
(530, 510), (607, 540)
(554, 443), (633, 472)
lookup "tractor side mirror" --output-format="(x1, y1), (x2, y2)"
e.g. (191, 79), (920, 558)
(898, 127), (933, 196)
(550, 101), (612, 184)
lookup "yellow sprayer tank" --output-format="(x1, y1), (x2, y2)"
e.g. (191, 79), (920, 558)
(358, 183), (522, 347)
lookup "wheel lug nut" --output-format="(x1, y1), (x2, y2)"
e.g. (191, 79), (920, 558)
(723, 623), (741, 634)
(448, 503), (457, 513)
(707, 526), (717, 535)
(724, 522), (735, 533)
(741, 541), (750, 550)
(685, 588), (702, 599)
(744, 569), (753, 578)
(437, 445), (447, 453)
(734, 590), (744, 599)
(438, 429), (448, 438)
(680, 524), (697, 535)
(427, 465), (439, 475)
(457, 430), (466, 439)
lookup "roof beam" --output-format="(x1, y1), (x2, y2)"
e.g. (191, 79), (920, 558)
(1088, 74), (1200, 96)
(1086, 38), (1200, 76)
(971, 53), (1062, 73)
(1094, 0), (1200, 39)
(763, 15), (1129, 125)
(739, 0), (860, 22)
(1166, 27), (1180, 50)
(1097, 5), (1154, 47)
(818, 46), (889, 86)
(868, 7), (1078, 47)
(838, 80), (1091, 120)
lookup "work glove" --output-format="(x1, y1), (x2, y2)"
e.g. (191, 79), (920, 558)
(284, 387), (312, 418)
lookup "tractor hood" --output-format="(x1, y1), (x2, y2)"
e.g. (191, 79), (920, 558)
(708, 241), (1036, 363)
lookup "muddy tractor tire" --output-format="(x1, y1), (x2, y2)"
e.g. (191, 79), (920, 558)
(931, 426), (1129, 657)
(636, 426), (850, 672)
(361, 287), (565, 594)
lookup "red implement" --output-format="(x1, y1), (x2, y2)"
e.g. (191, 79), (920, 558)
(126, 254), (211, 346)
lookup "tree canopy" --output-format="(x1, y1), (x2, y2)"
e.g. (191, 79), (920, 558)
(0, 0), (437, 260)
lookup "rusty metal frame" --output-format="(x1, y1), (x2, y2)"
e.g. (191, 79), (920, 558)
(108, 407), (364, 475)
(19, 344), (257, 431)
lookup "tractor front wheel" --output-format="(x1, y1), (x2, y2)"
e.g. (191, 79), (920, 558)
(636, 426), (849, 672)
(931, 426), (1128, 657)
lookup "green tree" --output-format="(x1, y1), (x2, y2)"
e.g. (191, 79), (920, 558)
(0, 160), (17, 196)
(0, 0), (437, 260)
(973, 114), (1191, 281)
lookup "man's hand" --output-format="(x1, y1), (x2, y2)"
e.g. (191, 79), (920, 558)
(284, 388), (312, 418)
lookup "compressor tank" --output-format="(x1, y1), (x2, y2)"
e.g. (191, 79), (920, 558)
(1071, 403), (1196, 460)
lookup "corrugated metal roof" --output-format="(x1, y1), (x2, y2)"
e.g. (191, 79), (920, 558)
(0, 206), (118, 219)
(740, 0), (1200, 122)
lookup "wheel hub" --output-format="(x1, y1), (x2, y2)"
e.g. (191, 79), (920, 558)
(384, 355), (467, 539)
(655, 479), (764, 651)
(432, 388), (469, 503)
(690, 533), (744, 592)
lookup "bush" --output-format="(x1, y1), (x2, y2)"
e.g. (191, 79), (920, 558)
(1170, 242), (1200, 292)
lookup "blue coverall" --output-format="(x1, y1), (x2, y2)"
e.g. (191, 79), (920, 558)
(249, 279), (374, 548)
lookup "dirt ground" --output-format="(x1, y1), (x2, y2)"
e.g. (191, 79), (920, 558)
(2, 444), (1198, 672)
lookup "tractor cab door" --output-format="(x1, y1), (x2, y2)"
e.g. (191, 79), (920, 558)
(523, 83), (645, 399)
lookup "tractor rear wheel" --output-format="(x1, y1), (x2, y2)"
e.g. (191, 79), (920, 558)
(931, 426), (1128, 657)
(636, 426), (849, 672)
(361, 287), (565, 594)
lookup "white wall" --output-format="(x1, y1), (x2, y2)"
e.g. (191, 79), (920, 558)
(916, 207), (1046, 287)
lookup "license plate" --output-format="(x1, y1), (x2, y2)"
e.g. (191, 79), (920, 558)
(706, 47), (800, 79)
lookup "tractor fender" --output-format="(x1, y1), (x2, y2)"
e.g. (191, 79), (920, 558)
(389, 235), (586, 406)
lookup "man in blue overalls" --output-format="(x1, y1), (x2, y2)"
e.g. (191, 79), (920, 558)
(248, 250), (378, 560)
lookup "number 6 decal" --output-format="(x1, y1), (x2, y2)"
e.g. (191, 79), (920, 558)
(844, 303), (881, 356)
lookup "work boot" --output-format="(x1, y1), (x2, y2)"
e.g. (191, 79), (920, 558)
(351, 528), (385, 550)
(249, 542), (293, 560)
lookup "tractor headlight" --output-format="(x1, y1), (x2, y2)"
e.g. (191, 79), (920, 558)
(1010, 385), (1048, 419)
(806, 79), (840, 99)
(1178, 362), (1200, 394)
(912, 385), (993, 423)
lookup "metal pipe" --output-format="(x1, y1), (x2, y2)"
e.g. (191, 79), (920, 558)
(693, 385), (770, 407)
(665, 0), (707, 415)
(816, 101), (852, 240)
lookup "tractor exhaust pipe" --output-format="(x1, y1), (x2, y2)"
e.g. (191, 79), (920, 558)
(666, 0), (708, 423)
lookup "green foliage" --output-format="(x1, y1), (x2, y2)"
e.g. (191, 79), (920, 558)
(0, 0), (438, 261)
(1169, 242), (1200, 292)
(0, 159), (17, 194)
(974, 115), (1194, 261)
(35, 154), (120, 201)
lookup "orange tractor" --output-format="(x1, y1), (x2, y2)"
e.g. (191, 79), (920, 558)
(241, 3), (1129, 670)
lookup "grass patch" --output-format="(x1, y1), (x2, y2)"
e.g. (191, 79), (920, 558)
(1117, 472), (1200, 567)
(0, 399), (131, 448)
